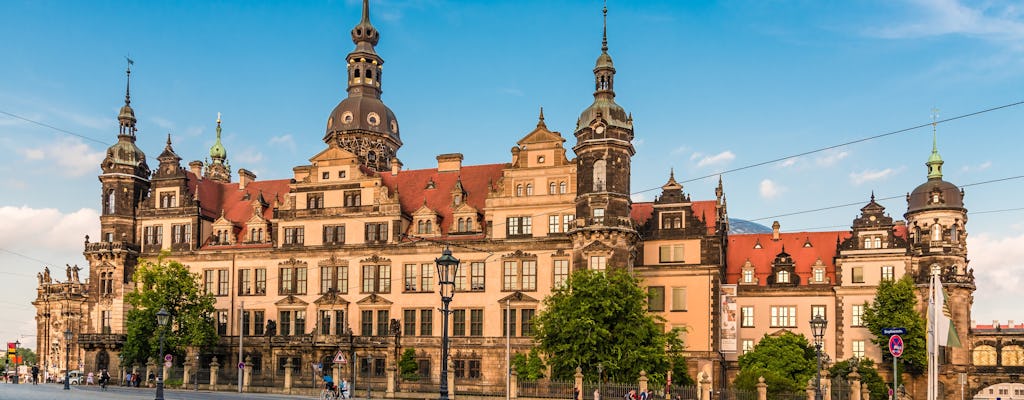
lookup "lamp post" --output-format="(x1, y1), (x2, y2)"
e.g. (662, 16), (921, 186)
(810, 314), (828, 400)
(63, 330), (72, 390)
(155, 308), (170, 400)
(597, 363), (603, 400)
(435, 247), (460, 400)
(14, 340), (19, 384)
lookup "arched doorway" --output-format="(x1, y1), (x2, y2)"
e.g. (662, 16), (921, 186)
(96, 350), (109, 372)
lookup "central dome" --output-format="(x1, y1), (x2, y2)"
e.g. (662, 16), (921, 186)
(906, 178), (963, 214)
(326, 96), (399, 141)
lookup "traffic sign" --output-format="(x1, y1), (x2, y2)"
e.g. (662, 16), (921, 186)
(164, 361), (172, 368)
(238, 362), (245, 369)
(888, 334), (905, 358)
(333, 350), (347, 364)
(883, 327), (906, 336)
(164, 354), (173, 362)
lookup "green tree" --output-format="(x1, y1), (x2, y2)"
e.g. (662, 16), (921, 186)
(734, 332), (817, 396)
(829, 357), (886, 399)
(511, 348), (546, 381)
(399, 348), (418, 378)
(862, 275), (927, 376)
(533, 268), (689, 385)
(122, 255), (217, 366)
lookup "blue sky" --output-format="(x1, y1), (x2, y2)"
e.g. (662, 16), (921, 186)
(2, 0), (1024, 348)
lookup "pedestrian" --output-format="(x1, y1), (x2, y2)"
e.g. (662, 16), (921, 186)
(148, 371), (155, 387)
(594, 388), (601, 400)
(87, 371), (95, 385)
(30, 365), (39, 385)
(573, 386), (581, 400)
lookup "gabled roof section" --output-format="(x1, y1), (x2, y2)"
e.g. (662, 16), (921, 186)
(356, 293), (393, 305)
(517, 123), (565, 146)
(275, 295), (309, 306)
(185, 171), (291, 224)
(631, 200), (719, 233)
(379, 163), (505, 237)
(727, 231), (850, 286)
(309, 143), (360, 164)
(498, 291), (539, 304)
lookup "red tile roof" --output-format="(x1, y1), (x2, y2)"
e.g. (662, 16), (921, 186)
(184, 172), (292, 245)
(630, 200), (719, 233)
(378, 163), (507, 237)
(726, 231), (850, 285)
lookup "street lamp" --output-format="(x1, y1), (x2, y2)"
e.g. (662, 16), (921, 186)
(810, 314), (828, 400)
(435, 247), (460, 400)
(597, 363), (604, 400)
(62, 330), (72, 390)
(155, 308), (170, 400)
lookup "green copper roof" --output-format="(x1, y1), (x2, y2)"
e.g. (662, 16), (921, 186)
(926, 127), (943, 180)
(210, 115), (227, 162)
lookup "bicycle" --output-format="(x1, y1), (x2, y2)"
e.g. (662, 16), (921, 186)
(320, 387), (340, 400)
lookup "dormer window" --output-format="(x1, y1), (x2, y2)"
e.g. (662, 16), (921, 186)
(813, 267), (824, 283)
(777, 270), (790, 283)
(453, 194), (462, 206)
(661, 213), (682, 229)
(742, 269), (754, 284)
(932, 193), (940, 203)
(417, 220), (434, 235)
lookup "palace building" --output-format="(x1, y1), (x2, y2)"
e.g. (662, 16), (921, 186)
(32, 1), (1016, 398)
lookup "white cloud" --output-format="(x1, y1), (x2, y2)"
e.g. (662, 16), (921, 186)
(18, 138), (104, 177)
(499, 87), (524, 97)
(234, 148), (264, 164)
(671, 146), (688, 155)
(759, 179), (783, 199)
(779, 157), (798, 168)
(631, 193), (650, 202)
(969, 232), (1024, 322)
(849, 168), (895, 185)
(961, 161), (992, 172)
(269, 134), (296, 151)
(815, 151), (849, 167)
(151, 116), (175, 130)
(695, 150), (736, 168)
(867, 0), (1024, 44)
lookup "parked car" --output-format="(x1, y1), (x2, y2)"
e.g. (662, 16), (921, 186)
(67, 370), (83, 385)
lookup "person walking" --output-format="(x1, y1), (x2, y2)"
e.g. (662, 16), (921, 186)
(30, 365), (39, 385)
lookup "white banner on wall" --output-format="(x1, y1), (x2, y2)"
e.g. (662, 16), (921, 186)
(720, 284), (737, 352)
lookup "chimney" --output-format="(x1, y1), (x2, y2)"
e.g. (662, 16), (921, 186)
(391, 157), (403, 176)
(772, 221), (781, 241)
(189, 160), (204, 179)
(238, 168), (256, 190)
(437, 153), (463, 173)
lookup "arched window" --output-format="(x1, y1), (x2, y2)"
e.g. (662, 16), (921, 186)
(526, 184), (533, 196)
(559, 181), (567, 194)
(458, 218), (465, 232)
(673, 217), (682, 229)
(549, 182), (556, 195)
(106, 190), (116, 214)
(874, 237), (882, 248)
(932, 225), (942, 241)
(425, 220), (433, 234)
(777, 270), (790, 283)
(354, 69), (361, 78)
(951, 226), (959, 243)
(516, 185), (523, 197)
(465, 219), (472, 231)
(914, 227), (922, 243)
(974, 345), (997, 366)
(593, 159), (607, 191)
(864, 238), (872, 249)
(366, 69), (373, 79)
(1003, 345), (1024, 366)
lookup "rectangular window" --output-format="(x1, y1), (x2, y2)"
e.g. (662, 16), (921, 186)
(404, 264), (417, 291)
(593, 208), (605, 224)
(255, 268), (267, 295)
(279, 266), (308, 295)
(404, 310), (416, 336)
(101, 311), (111, 334)
(742, 269), (754, 284)
(420, 263), (434, 292)
(671, 287), (687, 311)
(453, 309), (466, 336)
(337, 266), (348, 294)
(321, 266), (335, 294)
(361, 310), (373, 336)
(295, 310), (306, 335)
(852, 305), (865, 327)
(254, 310), (265, 336)
(376, 310), (390, 336)
(589, 256), (606, 271)
(813, 268), (825, 283)
(852, 340), (865, 358)
(553, 259), (570, 288)
(217, 311), (228, 335)
(171, 224), (191, 244)
(453, 360), (465, 379)
(470, 309), (483, 336)
(648, 286), (665, 312)
(323, 225), (345, 245)
(362, 265), (391, 293)
(239, 269), (252, 295)
(742, 339), (755, 354)
(468, 360), (481, 379)
(770, 306), (797, 328)
(334, 310), (345, 335)
(562, 214), (575, 232)
(549, 215), (560, 234)
(218, 269), (229, 296)
(503, 309), (517, 337)
(455, 264), (467, 291)
(659, 244), (685, 263)
(852, 266), (865, 283)
(521, 308), (535, 336)
(284, 227), (304, 245)
(420, 309), (433, 336)
(881, 265), (895, 281)
(280, 311), (291, 336)
(471, 262), (485, 291)
(506, 216), (532, 236)
(811, 305), (827, 320)
(522, 260), (537, 291)
(204, 270), (214, 295)
(321, 310), (333, 335)
(365, 222), (389, 243)
(741, 306), (754, 328)
(242, 310), (251, 336)
(503, 261), (517, 291)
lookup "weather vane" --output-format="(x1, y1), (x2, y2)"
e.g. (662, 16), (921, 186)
(930, 107), (940, 126)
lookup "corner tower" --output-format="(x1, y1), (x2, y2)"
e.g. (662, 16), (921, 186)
(98, 63), (151, 244)
(569, 5), (639, 271)
(904, 115), (973, 396)
(324, 0), (402, 171)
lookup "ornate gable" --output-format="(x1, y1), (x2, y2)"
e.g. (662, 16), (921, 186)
(356, 293), (393, 306)
(314, 291), (350, 306)
(498, 291), (539, 304)
(275, 294), (308, 306)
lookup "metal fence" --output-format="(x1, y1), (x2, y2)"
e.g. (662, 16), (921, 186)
(713, 388), (758, 400)
(519, 379), (575, 399)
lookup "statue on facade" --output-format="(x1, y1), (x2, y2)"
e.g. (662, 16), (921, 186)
(43, 266), (51, 283)
(265, 320), (276, 336)
(66, 264), (72, 281)
(72, 265), (81, 283)
(37, 272), (43, 286)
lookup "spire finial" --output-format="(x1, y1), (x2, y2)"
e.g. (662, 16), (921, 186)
(870, 191), (876, 201)
(124, 56), (134, 106)
(361, 0), (371, 24)
(166, 133), (172, 146)
(601, 1), (608, 52)
(669, 168), (675, 181)
(537, 106), (546, 128)
(926, 107), (944, 180)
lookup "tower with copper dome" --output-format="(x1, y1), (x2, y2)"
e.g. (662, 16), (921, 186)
(324, 0), (402, 171)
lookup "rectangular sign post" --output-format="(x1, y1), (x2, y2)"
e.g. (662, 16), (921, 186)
(882, 328), (906, 336)
(889, 334), (904, 400)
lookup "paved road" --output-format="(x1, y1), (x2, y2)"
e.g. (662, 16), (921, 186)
(0, 383), (327, 400)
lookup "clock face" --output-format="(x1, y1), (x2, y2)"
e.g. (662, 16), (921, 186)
(595, 125), (606, 134)
(367, 112), (381, 126)
(869, 215), (877, 221)
(342, 111), (354, 124)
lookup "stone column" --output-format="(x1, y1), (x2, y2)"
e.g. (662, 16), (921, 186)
(639, 370), (648, 394)
(284, 358), (294, 392)
(806, 379), (816, 400)
(386, 363), (396, 397)
(209, 357), (220, 391)
(574, 367), (584, 400)
(699, 376), (711, 400)
(756, 376), (767, 400)
(447, 358), (456, 400)
(862, 382), (871, 400)
(183, 356), (192, 387)
(243, 355), (253, 391)
(822, 370), (831, 400)
(510, 370), (519, 400)
(849, 368), (862, 400)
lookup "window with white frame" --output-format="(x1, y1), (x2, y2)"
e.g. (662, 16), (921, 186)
(553, 259), (570, 288)
(549, 215), (560, 234)
(589, 255), (607, 271)
(852, 340), (865, 358)
(506, 217), (532, 236)
(659, 244), (685, 263)
(777, 270), (791, 283)
(671, 287), (687, 311)
(811, 305), (826, 320)
(742, 268), (754, 284)
(741, 306), (754, 327)
(770, 306), (797, 327)
(502, 259), (537, 291)
(562, 215), (575, 232)
(851, 305), (865, 326)
(742, 339), (755, 354)
(813, 267), (825, 283)
(881, 265), (895, 281)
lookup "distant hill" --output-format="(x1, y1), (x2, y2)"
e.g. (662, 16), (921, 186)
(729, 218), (772, 234)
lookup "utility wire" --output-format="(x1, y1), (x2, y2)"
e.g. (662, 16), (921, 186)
(0, 110), (110, 146)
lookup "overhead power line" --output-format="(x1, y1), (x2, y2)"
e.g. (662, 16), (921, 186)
(0, 110), (110, 146)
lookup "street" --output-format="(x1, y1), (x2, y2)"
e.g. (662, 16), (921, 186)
(0, 383), (323, 400)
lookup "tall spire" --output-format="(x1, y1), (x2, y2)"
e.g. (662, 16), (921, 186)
(351, 0), (380, 48)
(117, 58), (137, 137)
(927, 107), (944, 180)
(601, 2), (608, 52)
(537, 106), (546, 128)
